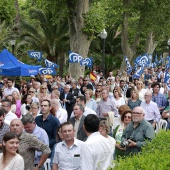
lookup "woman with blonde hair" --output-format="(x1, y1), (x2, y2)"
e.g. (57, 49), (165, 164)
(127, 88), (142, 110)
(136, 81), (146, 101)
(0, 132), (24, 170)
(38, 84), (51, 103)
(12, 91), (21, 118)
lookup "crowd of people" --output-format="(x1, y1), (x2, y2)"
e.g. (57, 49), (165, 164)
(0, 66), (169, 170)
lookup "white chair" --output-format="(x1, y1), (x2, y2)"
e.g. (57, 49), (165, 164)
(44, 158), (51, 170)
(155, 119), (167, 133)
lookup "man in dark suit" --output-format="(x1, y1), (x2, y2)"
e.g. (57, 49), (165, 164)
(70, 80), (81, 98)
(60, 84), (75, 120)
(69, 104), (87, 141)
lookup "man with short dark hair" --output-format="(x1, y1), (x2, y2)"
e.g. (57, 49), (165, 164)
(121, 106), (155, 156)
(3, 78), (19, 97)
(151, 82), (166, 114)
(0, 108), (10, 153)
(82, 114), (112, 170)
(35, 100), (60, 153)
(1, 99), (17, 125)
(70, 104), (87, 141)
(52, 122), (84, 170)
(21, 114), (49, 169)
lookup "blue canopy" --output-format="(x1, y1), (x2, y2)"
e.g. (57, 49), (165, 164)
(0, 49), (41, 76)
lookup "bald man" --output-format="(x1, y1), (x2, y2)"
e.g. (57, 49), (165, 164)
(60, 85), (76, 120)
(10, 119), (50, 170)
(140, 91), (161, 128)
(121, 106), (155, 156)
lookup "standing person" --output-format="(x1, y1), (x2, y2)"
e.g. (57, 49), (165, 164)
(0, 132), (24, 170)
(81, 114), (112, 170)
(151, 82), (167, 114)
(99, 120), (116, 155)
(60, 85), (75, 120)
(50, 99), (67, 124)
(121, 107), (155, 156)
(21, 114), (49, 169)
(70, 104), (87, 141)
(0, 108), (10, 153)
(35, 100), (60, 153)
(84, 89), (97, 112)
(96, 89), (117, 119)
(3, 78), (19, 98)
(28, 87), (39, 103)
(20, 94), (32, 116)
(136, 81), (146, 101)
(1, 99), (17, 125)
(38, 84), (51, 103)
(10, 119), (51, 170)
(52, 122), (84, 170)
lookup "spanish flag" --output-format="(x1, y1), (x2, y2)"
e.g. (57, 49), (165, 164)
(90, 72), (97, 82)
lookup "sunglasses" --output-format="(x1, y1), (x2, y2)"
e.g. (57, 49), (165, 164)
(42, 88), (47, 89)
(84, 80), (88, 81)
(114, 91), (118, 93)
(96, 90), (101, 92)
(29, 91), (34, 93)
(124, 116), (131, 119)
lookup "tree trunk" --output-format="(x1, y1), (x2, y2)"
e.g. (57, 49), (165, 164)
(58, 51), (66, 77)
(144, 31), (157, 54)
(14, 0), (20, 32)
(66, 0), (91, 80)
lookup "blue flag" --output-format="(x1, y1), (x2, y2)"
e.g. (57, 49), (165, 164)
(39, 67), (56, 75)
(132, 67), (144, 79)
(154, 54), (159, 65)
(80, 58), (93, 68)
(124, 56), (132, 75)
(44, 59), (59, 68)
(134, 54), (149, 69)
(28, 50), (42, 62)
(164, 71), (170, 89)
(69, 51), (82, 63)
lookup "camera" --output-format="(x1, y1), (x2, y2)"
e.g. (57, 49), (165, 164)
(120, 136), (136, 148)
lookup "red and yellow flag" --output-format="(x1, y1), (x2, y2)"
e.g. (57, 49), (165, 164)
(90, 72), (97, 81)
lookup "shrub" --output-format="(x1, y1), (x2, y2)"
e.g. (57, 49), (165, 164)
(109, 130), (170, 170)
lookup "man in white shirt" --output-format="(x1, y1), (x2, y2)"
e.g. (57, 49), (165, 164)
(3, 78), (19, 98)
(52, 122), (84, 170)
(140, 91), (161, 128)
(51, 99), (67, 124)
(1, 99), (17, 125)
(81, 114), (112, 170)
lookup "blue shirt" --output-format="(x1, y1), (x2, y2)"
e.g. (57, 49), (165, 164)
(32, 125), (49, 164)
(152, 93), (167, 111)
(35, 114), (60, 151)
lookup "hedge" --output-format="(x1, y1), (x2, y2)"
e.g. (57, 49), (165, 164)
(109, 130), (170, 170)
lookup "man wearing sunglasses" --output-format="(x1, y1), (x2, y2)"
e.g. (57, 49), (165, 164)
(121, 106), (155, 156)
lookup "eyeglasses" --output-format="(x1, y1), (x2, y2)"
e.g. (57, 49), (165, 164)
(132, 112), (142, 115)
(23, 86), (27, 88)
(41, 105), (48, 107)
(29, 91), (34, 93)
(42, 88), (47, 89)
(84, 80), (88, 81)
(114, 91), (118, 93)
(31, 107), (38, 109)
(96, 90), (101, 92)
(124, 116), (132, 119)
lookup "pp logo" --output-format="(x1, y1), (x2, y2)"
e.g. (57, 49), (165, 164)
(39, 68), (53, 74)
(81, 58), (91, 66)
(69, 52), (82, 63)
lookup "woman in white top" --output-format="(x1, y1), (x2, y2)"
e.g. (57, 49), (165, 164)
(99, 120), (116, 156)
(21, 94), (32, 116)
(136, 81), (146, 101)
(112, 88), (125, 111)
(0, 132), (24, 170)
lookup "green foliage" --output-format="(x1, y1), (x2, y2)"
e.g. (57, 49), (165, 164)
(109, 130), (170, 170)
(83, 1), (107, 38)
(0, 0), (16, 24)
